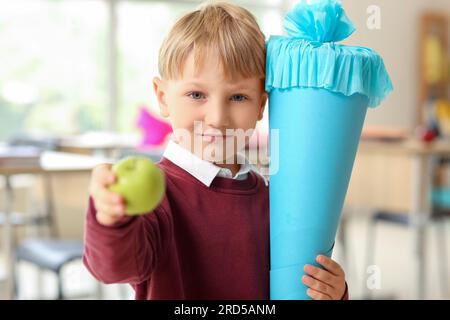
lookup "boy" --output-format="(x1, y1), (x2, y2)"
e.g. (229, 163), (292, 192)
(83, 1), (348, 300)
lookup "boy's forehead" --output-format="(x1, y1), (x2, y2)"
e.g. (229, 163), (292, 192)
(179, 51), (260, 87)
(182, 51), (229, 79)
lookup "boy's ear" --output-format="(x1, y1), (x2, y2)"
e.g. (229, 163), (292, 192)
(258, 92), (268, 121)
(153, 77), (169, 118)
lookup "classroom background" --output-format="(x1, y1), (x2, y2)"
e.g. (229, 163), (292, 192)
(1, 0), (450, 300)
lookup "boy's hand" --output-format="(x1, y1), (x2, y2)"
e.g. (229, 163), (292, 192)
(88, 163), (127, 226)
(302, 255), (346, 300)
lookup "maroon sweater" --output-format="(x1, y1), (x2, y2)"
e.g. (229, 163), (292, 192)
(83, 157), (348, 300)
(83, 157), (270, 299)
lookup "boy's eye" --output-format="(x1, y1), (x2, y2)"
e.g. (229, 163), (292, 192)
(188, 91), (206, 100)
(231, 94), (248, 102)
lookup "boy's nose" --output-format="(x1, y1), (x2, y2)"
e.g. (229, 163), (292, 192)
(204, 99), (230, 128)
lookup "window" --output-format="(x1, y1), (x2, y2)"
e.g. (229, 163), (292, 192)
(0, 0), (108, 140)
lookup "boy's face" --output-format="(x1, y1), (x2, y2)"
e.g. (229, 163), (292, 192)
(153, 51), (267, 164)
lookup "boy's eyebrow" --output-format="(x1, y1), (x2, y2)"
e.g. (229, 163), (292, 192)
(228, 85), (259, 92)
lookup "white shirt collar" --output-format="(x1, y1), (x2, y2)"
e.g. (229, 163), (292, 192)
(162, 139), (268, 187)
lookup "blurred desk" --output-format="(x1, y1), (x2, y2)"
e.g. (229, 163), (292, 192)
(0, 151), (112, 300)
(358, 138), (450, 299)
(359, 138), (450, 156)
(57, 132), (140, 158)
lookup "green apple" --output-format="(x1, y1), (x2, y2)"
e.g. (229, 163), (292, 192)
(109, 156), (165, 215)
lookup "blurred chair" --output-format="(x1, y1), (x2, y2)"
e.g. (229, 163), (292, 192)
(0, 134), (59, 240)
(0, 134), (101, 299)
(0, 173), (59, 241)
(363, 157), (450, 299)
(14, 239), (86, 300)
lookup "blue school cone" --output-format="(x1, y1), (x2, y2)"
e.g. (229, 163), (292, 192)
(267, 0), (393, 300)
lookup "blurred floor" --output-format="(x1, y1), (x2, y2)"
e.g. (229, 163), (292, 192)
(0, 257), (134, 300)
(0, 214), (449, 300)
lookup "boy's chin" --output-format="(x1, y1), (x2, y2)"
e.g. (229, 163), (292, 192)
(176, 139), (242, 163)
(188, 142), (236, 161)
(200, 152), (236, 164)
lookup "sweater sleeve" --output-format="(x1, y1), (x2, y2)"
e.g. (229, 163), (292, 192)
(82, 196), (172, 285)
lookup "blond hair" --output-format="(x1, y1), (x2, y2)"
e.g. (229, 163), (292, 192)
(158, 1), (266, 81)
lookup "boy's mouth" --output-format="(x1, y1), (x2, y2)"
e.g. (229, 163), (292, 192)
(197, 133), (233, 143)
